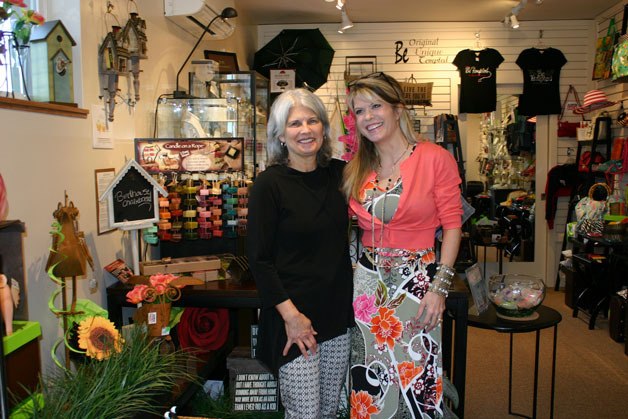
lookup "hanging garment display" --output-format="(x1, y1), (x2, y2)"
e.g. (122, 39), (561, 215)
(516, 47), (567, 116)
(452, 48), (504, 114)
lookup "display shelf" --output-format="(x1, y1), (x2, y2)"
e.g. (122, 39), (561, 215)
(2, 321), (41, 355)
(157, 71), (269, 178)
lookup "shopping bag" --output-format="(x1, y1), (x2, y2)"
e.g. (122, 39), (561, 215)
(612, 4), (628, 82)
(593, 17), (618, 80)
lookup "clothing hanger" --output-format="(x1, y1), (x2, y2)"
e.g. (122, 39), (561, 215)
(473, 31), (483, 50)
(536, 30), (547, 50)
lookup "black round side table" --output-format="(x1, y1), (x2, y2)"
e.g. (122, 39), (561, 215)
(468, 305), (562, 419)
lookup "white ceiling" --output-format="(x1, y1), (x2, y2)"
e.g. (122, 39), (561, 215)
(235, 0), (619, 26)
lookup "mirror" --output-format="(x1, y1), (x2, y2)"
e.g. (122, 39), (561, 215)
(461, 87), (536, 264)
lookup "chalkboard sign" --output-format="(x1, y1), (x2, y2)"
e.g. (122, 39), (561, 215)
(112, 166), (156, 225)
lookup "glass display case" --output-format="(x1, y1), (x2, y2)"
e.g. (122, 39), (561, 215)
(156, 71), (269, 178)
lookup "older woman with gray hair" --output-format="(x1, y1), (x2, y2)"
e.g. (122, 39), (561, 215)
(247, 88), (354, 418)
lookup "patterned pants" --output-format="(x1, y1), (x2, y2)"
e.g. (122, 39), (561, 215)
(279, 330), (351, 418)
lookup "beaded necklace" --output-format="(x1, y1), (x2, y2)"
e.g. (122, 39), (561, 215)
(370, 142), (412, 266)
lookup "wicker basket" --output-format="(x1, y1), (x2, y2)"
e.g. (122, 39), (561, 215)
(399, 80), (433, 106)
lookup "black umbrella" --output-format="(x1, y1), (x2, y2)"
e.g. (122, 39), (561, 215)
(253, 29), (335, 91)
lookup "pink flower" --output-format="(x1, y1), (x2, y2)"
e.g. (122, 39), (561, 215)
(339, 112), (359, 161)
(6, 0), (28, 7)
(149, 273), (178, 295)
(353, 294), (377, 324)
(126, 284), (148, 304)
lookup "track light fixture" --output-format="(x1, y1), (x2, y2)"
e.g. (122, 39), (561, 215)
(502, 0), (527, 29)
(338, 7), (354, 33)
(510, 14), (520, 29)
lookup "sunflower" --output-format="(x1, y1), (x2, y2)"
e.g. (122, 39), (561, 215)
(77, 316), (123, 360)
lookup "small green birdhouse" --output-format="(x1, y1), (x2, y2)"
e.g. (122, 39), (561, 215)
(30, 20), (76, 105)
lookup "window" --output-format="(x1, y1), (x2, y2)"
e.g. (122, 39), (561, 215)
(0, 0), (43, 98)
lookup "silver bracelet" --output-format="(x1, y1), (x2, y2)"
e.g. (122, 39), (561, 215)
(437, 263), (456, 277)
(428, 282), (449, 298)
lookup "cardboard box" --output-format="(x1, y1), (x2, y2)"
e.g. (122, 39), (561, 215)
(140, 255), (221, 275)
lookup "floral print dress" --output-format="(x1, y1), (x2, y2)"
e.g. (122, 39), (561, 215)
(350, 179), (444, 419)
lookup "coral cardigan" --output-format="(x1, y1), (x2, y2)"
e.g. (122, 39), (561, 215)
(350, 141), (463, 250)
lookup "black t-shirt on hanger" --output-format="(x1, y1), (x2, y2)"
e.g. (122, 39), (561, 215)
(516, 47), (567, 116)
(453, 48), (504, 114)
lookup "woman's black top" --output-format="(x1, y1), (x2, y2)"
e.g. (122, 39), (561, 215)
(246, 159), (355, 374)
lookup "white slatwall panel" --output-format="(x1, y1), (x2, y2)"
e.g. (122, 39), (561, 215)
(258, 20), (594, 142)
(546, 0), (627, 288)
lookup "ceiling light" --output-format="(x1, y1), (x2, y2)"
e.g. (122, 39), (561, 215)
(510, 14), (520, 29)
(336, 0), (345, 10)
(338, 8), (353, 33)
(535, 0), (543, 4)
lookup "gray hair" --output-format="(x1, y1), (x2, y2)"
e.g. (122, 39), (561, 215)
(266, 88), (333, 167)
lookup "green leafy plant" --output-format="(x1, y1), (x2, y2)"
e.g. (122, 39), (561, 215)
(28, 325), (197, 418)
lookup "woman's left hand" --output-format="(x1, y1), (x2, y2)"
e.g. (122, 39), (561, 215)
(417, 291), (446, 332)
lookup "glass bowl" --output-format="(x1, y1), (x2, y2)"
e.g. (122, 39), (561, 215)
(488, 274), (545, 319)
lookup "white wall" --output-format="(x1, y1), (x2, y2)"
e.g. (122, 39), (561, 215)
(546, 0), (628, 288)
(258, 19), (595, 282)
(0, 0), (252, 372)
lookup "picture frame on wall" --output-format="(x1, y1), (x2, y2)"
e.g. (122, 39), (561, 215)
(204, 50), (239, 73)
(95, 168), (116, 235)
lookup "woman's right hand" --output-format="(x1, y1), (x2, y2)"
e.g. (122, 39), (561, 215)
(282, 311), (318, 358)
(276, 299), (318, 358)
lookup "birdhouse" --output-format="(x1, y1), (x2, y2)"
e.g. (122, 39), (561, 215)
(98, 26), (130, 121)
(98, 26), (130, 75)
(121, 12), (148, 101)
(122, 12), (147, 59)
(29, 20), (76, 104)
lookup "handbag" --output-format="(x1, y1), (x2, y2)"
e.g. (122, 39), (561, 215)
(593, 17), (618, 80)
(399, 74), (433, 107)
(557, 85), (584, 138)
(577, 150), (605, 172)
(575, 182), (611, 237)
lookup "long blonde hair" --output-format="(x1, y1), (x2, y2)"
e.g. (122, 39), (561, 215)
(341, 74), (418, 202)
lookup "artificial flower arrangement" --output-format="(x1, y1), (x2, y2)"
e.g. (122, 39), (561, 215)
(126, 273), (185, 336)
(126, 273), (183, 305)
(0, 0), (45, 44)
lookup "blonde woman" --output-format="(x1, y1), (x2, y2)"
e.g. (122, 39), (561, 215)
(343, 73), (462, 418)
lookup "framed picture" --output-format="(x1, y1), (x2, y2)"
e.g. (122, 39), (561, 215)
(95, 168), (116, 235)
(135, 138), (244, 173)
(270, 69), (296, 93)
(204, 50), (239, 73)
(465, 263), (489, 314)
